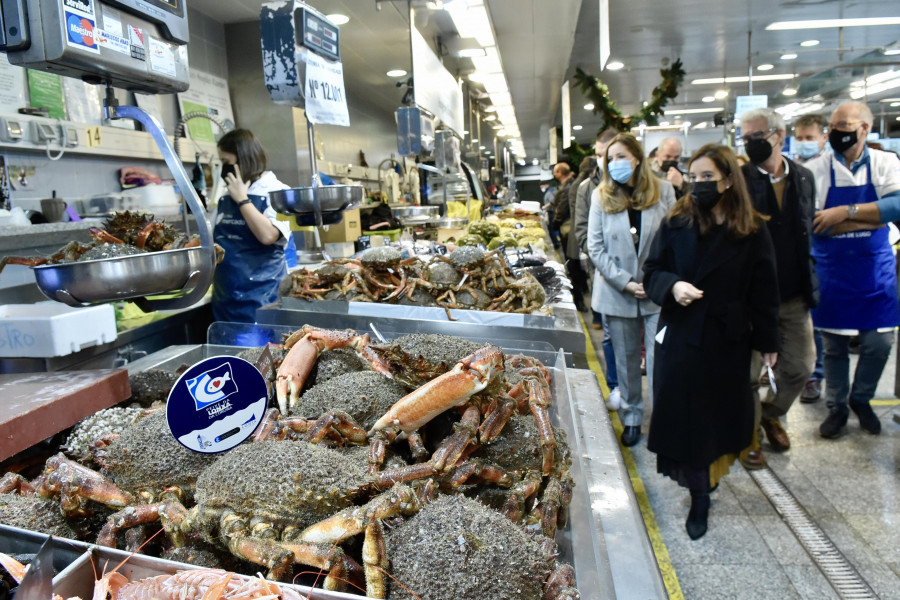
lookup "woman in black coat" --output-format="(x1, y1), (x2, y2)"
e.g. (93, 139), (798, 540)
(643, 144), (780, 540)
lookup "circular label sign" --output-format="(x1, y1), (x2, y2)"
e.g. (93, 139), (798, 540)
(166, 355), (268, 454)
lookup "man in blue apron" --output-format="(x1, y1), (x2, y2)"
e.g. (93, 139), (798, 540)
(808, 102), (900, 439)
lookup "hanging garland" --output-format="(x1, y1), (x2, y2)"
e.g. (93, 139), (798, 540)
(573, 58), (686, 133)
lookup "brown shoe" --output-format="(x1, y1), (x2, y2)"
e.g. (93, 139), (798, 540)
(739, 448), (767, 470)
(761, 418), (791, 452)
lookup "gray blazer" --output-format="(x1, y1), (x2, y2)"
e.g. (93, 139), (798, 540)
(587, 181), (675, 318)
(572, 173), (599, 258)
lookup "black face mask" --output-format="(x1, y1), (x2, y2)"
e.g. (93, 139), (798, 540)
(221, 163), (236, 181)
(659, 160), (679, 173)
(745, 138), (773, 165)
(829, 128), (858, 154)
(692, 181), (722, 211)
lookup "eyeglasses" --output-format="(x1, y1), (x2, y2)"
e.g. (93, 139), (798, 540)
(829, 120), (862, 131)
(686, 175), (724, 184)
(740, 128), (776, 145)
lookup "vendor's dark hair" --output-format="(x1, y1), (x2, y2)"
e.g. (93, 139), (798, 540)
(217, 129), (267, 183)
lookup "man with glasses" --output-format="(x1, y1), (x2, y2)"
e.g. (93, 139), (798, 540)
(807, 101), (900, 439)
(738, 108), (818, 465)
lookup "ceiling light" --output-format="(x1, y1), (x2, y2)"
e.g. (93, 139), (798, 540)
(471, 138), (479, 143)
(896, 116), (900, 121)
(702, 96), (716, 103)
(606, 61), (625, 70)
(445, 36), (486, 58)
(463, 130), (469, 135)
(584, 103), (595, 110)
(484, 114), (497, 121)
(659, 121), (670, 127)
(757, 64), (774, 71)
(665, 107), (724, 114)
(446, 2), (495, 48)
(767, 17), (900, 30)
(483, 105), (496, 112)
(781, 53), (798, 60)
(326, 13), (349, 25)
(467, 72), (485, 83)
(692, 74), (797, 84)
(682, 121), (692, 127)
(714, 89), (729, 99)
(800, 39), (820, 47)
(479, 145), (486, 150)
(572, 125), (583, 130)
(532, 158), (539, 165)
(386, 69), (407, 78)
(891, 102), (900, 107)
(783, 87), (798, 96)
(886, 49), (900, 56)
(849, 71), (900, 99)
(570, 136), (576, 140)
(456, 48), (486, 58)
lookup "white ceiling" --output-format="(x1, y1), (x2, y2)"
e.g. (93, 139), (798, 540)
(189, 0), (900, 161)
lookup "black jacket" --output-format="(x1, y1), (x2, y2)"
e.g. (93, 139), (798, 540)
(742, 158), (819, 309)
(643, 217), (780, 467)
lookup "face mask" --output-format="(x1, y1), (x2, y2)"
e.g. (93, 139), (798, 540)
(608, 160), (634, 184)
(829, 128), (858, 154)
(795, 141), (821, 159)
(221, 163), (236, 181)
(745, 138), (773, 165)
(692, 181), (722, 211)
(659, 160), (679, 173)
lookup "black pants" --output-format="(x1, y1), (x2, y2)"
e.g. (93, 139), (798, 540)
(566, 257), (589, 308)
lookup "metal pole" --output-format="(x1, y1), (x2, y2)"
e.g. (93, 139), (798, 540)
(747, 30), (753, 96)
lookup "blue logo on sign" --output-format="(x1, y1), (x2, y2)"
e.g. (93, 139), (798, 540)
(185, 363), (238, 410)
(66, 12), (96, 48)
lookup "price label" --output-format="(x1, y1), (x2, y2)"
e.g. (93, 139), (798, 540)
(304, 51), (349, 126)
(85, 126), (101, 147)
(357, 234), (371, 250)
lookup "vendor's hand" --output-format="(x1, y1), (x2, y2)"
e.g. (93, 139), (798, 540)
(624, 281), (647, 299)
(225, 163), (250, 203)
(666, 167), (684, 190)
(813, 206), (849, 234)
(672, 281), (703, 306)
(762, 352), (778, 368)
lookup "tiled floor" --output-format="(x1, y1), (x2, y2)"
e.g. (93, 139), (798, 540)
(583, 321), (900, 600)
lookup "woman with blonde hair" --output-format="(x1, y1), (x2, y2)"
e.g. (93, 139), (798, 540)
(587, 133), (676, 447)
(643, 144), (779, 539)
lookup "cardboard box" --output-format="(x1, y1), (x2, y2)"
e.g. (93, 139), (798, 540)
(318, 208), (362, 243)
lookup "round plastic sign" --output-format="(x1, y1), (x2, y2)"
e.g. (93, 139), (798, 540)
(166, 355), (268, 453)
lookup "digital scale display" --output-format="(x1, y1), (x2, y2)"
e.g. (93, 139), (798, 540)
(295, 7), (340, 62)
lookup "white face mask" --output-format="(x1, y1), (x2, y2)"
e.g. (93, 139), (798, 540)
(796, 141), (821, 159)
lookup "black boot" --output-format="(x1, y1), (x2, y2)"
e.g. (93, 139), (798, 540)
(686, 491), (710, 540)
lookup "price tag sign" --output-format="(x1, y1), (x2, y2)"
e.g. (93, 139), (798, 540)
(357, 234), (371, 250)
(166, 356), (268, 454)
(85, 126), (101, 147)
(304, 51), (349, 126)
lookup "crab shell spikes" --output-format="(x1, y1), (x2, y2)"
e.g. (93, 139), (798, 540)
(368, 344), (505, 437)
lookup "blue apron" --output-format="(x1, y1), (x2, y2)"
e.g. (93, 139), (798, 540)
(810, 160), (899, 330)
(212, 194), (287, 323)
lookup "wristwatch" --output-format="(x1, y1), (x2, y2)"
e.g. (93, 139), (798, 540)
(847, 204), (858, 220)
(237, 199), (252, 207)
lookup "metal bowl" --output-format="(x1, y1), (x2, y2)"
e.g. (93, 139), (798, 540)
(33, 247), (208, 307)
(269, 185), (365, 215)
(434, 217), (469, 229)
(389, 205), (440, 220)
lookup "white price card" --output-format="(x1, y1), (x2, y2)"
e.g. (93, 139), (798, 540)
(304, 51), (349, 127)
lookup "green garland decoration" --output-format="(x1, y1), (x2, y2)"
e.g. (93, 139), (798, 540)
(573, 58), (686, 133)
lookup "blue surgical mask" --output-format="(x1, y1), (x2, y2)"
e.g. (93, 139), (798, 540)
(796, 141), (821, 159)
(608, 160), (634, 184)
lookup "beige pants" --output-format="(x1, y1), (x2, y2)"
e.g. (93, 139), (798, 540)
(751, 296), (816, 423)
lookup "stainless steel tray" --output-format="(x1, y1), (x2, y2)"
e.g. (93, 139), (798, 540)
(434, 217), (468, 228)
(389, 204), (440, 220)
(32, 247), (206, 307)
(269, 185), (364, 215)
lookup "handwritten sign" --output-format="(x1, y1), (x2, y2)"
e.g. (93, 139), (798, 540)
(304, 51), (349, 126)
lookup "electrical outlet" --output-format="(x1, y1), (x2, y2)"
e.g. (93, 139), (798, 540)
(0, 118), (24, 142)
(30, 121), (59, 144)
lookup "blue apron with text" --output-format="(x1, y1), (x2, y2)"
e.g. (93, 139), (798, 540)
(810, 161), (898, 330)
(212, 194), (287, 323)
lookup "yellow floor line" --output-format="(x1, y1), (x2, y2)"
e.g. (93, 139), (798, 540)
(578, 315), (684, 600)
(871, 399), (900, 406)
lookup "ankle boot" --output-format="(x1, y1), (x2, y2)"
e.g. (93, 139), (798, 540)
(686, 492), (710, 540)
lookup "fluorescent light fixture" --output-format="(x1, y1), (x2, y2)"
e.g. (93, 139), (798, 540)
(490, 92), (513, 107)
(886, 49), (900, 56)
(800, 39), (820, 47)
(781, 53), (798, 60)
(891, 102), (900, 107)
(849, 71), (900, 99)
(606, 61), (625, 70)
(479, 145), (486, 150)
(471, 138), (479, 143)
(326, 13), (350, 25)
(570, 136), (576, 140)
(482, 74), (509, 94)
(714, 89), (729, 99)
(463, 130), (469, 135)
(386, 69), (407, 77)
(783, 87), (798, 96)
(457, 47), (486, 58)
(446, 1), (495, 48)
(484, 114), (497, 121)
(584, 103), (595, 110)
(665, 107), (725, 114)
(467, 72), (485, 83)
(692, 74), (796, 84)
(573, 125), (583, 130)
(445, 36), (486, 58)
(483, 105), (497, 112)
(767, 17), (900, 30)
(471, 46), (503, 75)
(775, 101), (825, 119)
(757, 64), (774, 71)
(702, 96), (716, 102)
(896, 116), (900, 121)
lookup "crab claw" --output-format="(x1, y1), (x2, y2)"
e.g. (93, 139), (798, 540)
(368, 345), (504, 436)
(38, 453), (134, 516)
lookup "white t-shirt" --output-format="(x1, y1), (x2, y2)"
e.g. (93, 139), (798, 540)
(805, 148), (900, 211)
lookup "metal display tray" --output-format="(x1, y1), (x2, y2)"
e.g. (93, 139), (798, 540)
(269, 185), (364, 215)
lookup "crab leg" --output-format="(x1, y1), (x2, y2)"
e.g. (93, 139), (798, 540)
(0, 472), (35, 495)
(477, 395), (517, 443)
(501, 470), (544, 524)
(298, 484), (418, 545)
(303, 411), (368, 445)
(97, 501), (188, 548)
(368, 345), (504, 437)
(38, 454), (134, 516)
(446, 459), (515, 489)
(526, 377), (557, 476)
(431, 404), (480, 472)
(362, 520), (388, 599)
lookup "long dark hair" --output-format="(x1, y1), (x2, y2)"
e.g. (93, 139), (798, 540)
(217, 129), (267, 183)
(668, 144), (765, 237)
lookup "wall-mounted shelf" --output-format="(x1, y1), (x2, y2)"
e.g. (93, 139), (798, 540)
(0, 113), (217, 163)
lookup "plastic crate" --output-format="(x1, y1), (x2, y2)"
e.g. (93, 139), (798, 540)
(0, 302), (117, 357)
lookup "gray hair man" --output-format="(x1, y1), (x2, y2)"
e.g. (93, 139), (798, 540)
(738, 107), (818, 466)
(652, 137), (686, 197)
(806, 101), (900, 439)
